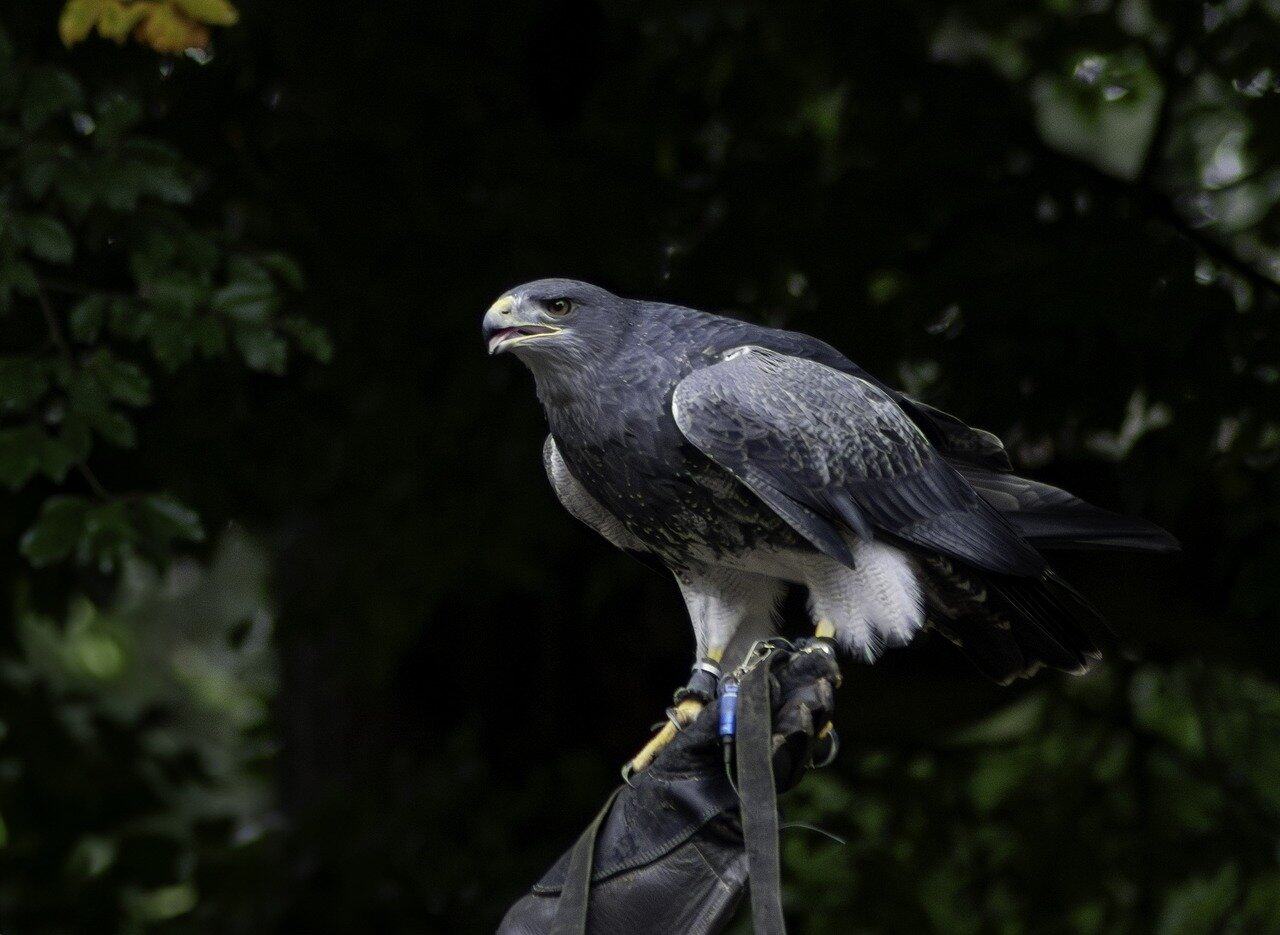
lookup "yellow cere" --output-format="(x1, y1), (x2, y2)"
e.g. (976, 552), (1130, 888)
(487, 294), (516, 316)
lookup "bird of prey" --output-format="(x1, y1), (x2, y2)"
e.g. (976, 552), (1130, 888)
(483, 279), (1177, 772)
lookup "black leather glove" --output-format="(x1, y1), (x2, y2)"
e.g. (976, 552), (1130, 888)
(498, 642), (840, 935)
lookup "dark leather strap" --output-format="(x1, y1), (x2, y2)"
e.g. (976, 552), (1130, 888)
(736, 654), (786, 935)
(550, 785), (624, 935)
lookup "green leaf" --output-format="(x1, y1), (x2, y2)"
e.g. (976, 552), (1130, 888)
(20, 67), (83, 131)
(0, 258), (39, 297)
(53, 160), (96, 214)
(69, 295), (108, 342)
(64, 367), (136, 446)
(967, 748), (1034, 812)
(80, 499), (136, 571)
(85, 350), (151, 407)
(146, 321), (197, 371)
(107, 298), (149, 341)
(233, 325), (287, 374)
(99, 163), (143, 211)
(137, 164), (193, 204)
(142, 272), (205, 317)
(1158, 864), (1239, 935)
(0, 424), (45, 489)
(20, 215), (74, 264)
(86, 408), (136, 448)
(173, 229), (220, 273)
(58, 416), (93, 462)
(123, 884), (197, 923)
(948, 693), (1047, 746)
(128, 229), (179, 282)
(0, 356), (50, 412)
(226, 255), (270, 283)
(61, 366), (109, 414)
(38, 430), (79, 483)
(93, 94), (143, 148)
(134, 494), (205, 546)
(260, 252), (306, 290)
(20, 494), (90, 566)
(192, 316), (227, 357)
(212, 279), (278, 324)
(281, 316), (333, 363)
(21, 152), (60, 199)
(1243, 871), (1280, 931)
(119, 137), (183, 164)
(66, 836), (116, 880)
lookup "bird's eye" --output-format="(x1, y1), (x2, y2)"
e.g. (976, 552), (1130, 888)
(546, 298), (573, 317)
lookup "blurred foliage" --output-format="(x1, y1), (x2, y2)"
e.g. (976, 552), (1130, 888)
(0, 0), (1278, 932)
(0, 531), (279, 932)
(0, 17), (325, 574)
(59, 0), (239, 54)
(779, 662), (1280, 933)
(1, 5), (315, 932)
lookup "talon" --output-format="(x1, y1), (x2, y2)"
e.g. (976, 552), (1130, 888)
(627, 697), (704, 773)
(811, 723), (839, 768)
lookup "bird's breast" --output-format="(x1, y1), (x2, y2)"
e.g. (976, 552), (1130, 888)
(554, 421), (803, 565)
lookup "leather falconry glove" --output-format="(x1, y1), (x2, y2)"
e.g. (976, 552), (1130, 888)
(498, 641), (840, 935)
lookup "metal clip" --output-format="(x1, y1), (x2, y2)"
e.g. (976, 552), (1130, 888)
(730, 637), (792, 681)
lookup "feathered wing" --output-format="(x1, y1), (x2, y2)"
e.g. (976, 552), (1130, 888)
(746, 325), (1176, 554)
(895, 396), (1015, 472)
(729, 323), (1016, 472)
(671, 346), (1101, 681)
(671, 347), (1045, 576)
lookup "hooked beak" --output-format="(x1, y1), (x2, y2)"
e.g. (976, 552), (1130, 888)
(483, 295), (563, 355)
(486, 323), (562, 355)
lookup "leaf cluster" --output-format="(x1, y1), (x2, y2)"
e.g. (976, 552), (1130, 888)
(0, 24), (327, 574)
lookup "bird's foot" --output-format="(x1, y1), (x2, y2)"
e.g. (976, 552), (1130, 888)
(623, 658), (722, 779)
(626, 697), (705, 776)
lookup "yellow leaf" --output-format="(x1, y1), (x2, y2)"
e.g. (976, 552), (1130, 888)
(171, 0), (238, 27)
(97, 1), (155, 44)
(58, 0), (105, 47)
(134, 4), (210, 52)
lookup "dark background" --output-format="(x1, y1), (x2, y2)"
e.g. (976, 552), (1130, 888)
(2, 1), (1279, 932)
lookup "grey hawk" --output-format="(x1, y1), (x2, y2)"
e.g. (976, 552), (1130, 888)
(483, 279), (1177, 771)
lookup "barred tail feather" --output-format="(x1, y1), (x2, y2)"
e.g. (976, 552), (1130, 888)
(923, 557), (1104, 685)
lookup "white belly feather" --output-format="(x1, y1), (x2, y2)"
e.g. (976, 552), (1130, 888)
(699, 537), (925, 662)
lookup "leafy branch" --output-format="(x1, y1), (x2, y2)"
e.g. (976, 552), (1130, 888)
(0, 24), (329, 573)
(33, 273), (108, 499)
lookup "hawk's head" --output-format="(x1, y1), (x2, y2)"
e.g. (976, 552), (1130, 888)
(482, 279), (626, 365)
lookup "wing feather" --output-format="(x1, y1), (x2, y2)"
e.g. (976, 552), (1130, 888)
(672, 347), (1045, 576)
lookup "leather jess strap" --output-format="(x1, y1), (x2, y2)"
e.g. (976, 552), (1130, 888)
(549, 785), (625, 935)
(736, 652), (786, 934)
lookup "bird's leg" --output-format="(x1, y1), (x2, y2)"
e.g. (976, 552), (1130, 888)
(810, 620), (841, 746)
(811, 619), (841, 689)
(627, 649), (724, 775)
